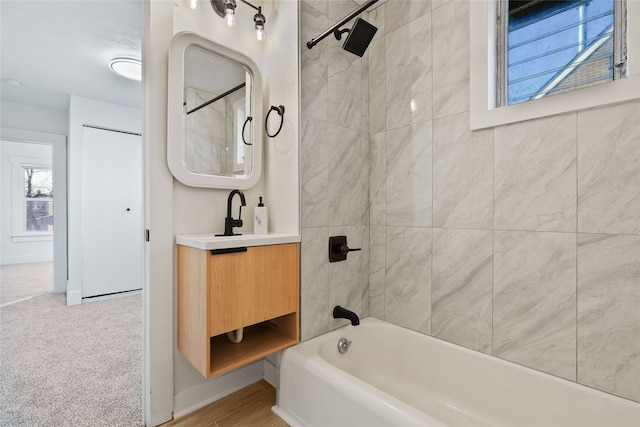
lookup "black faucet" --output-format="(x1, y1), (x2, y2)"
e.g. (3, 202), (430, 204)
(217, 189), (246, 236)
(333, 306), (360, 326)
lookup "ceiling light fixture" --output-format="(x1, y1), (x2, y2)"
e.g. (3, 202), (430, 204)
(109, 57), (142, 81)
(211, 0), (266, 41)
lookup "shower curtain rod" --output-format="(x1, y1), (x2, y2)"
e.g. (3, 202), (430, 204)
(306, 0), (379, 49)
(186, 82), (246, 115)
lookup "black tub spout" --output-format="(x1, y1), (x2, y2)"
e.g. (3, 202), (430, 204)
(333, 306), (360, 326)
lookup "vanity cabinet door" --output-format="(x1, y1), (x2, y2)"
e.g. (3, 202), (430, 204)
(208, 243), (299, 336)
(208, 249), (254, 336)
(253, 243), (299, 322)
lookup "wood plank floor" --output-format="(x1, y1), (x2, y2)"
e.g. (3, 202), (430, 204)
(162, 380), (289, 427)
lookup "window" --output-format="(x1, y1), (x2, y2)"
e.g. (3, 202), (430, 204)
(234, 101), (246, 173)
(24, 167), (54, 232)
(10, 156), (53, 241)
(499, 0), (626, 106)
(469, 0), (640, 130)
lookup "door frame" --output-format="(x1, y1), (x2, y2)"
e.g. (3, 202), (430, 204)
(67, 96), (142, 306)
(0, 127), (67, 293)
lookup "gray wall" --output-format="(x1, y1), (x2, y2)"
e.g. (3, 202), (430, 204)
(300, 0), (639, 404)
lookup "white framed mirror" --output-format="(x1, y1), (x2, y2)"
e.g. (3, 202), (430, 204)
(168, 32), (262, 189)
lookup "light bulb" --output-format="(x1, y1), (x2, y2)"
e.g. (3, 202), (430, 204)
(225, 10), (235, 27)
(254, 9), (266, 42)
(189, 0), (198, 9)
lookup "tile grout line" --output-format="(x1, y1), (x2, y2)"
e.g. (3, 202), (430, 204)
(491, 114), (496, 356)
(430, 6), (435, 338)
(575, 111), (579, 383)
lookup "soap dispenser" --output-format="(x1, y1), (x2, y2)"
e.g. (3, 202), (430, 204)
(254, 196), (268, 235)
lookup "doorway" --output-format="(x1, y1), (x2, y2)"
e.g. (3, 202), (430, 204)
(0, 137), (55, 307)
(0, 129), (144, 426)
(0, 129), (67, 298)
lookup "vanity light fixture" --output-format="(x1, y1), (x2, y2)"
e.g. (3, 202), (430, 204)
(109, 57), (142, 81)
(254, 7), (266, 41)
(211, 0), (266, 41)
(211, 0), (237, 27)
(224, 0), (236, 27)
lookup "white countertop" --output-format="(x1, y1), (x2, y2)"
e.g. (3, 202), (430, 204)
(176, 232), (300, 250)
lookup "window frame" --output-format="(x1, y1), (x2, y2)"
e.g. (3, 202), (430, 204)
(24, 167), (54, 233)
(470, 0), (640, 130)
(10, 156), (54, 242)
(233, 98), (246, 174)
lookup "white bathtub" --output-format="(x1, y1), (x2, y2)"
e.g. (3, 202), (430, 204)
(273, 318), (640, 427)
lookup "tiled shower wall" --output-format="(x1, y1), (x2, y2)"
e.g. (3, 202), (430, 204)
(184, 87), (245, 175)
(300, 0), (639, 403)
(300, 0), (372, 340)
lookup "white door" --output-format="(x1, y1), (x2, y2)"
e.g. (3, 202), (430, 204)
(81, 126), (142, 298)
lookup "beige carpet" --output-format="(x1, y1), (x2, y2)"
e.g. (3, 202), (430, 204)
(0, 262), (53, 307)
(0, 291), (143, 426)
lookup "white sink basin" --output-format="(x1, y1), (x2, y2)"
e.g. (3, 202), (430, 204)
(176, 232), (300, 250)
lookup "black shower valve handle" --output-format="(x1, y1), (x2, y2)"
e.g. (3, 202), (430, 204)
(329, 235), (360, 262)
(334, 243), (361, 255)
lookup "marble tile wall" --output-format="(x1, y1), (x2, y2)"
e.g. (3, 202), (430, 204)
(184, 87), (226, 175)
(300, 0), (371, 341)
(300, 0), (640, 402)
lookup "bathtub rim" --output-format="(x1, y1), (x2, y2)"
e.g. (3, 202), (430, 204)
(274, 317), (640, 427)
(287, 317), (640, 406)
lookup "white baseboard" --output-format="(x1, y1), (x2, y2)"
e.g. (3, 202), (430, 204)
(0, 254), (54, 265)
(173, 361), (263, 420)
(66, 289), (82, 306)
(263, 359), (278, 388)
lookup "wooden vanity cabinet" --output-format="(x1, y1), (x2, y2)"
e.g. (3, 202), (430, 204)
(178, 243), (300, 378)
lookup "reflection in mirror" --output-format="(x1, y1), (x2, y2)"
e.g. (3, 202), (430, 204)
(168, 32), (262, 189)
(183, 45), (252, 177)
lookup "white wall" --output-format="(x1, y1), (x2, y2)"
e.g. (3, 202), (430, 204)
(0, 100), (68, 136)
(67, 95), (142, 306)
(145, 1), (299, 424)
(0, 140), (53, 265)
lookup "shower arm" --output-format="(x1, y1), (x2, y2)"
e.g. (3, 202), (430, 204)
(185, 82), (246, 115)
(306, 0), (379, 49)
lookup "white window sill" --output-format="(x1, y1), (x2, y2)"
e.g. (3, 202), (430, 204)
(12, 234), (53, 243)
(471, 75), (640, 130)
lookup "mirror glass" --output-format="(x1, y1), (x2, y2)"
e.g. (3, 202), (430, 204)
(168, 32), (262, 189)
(184, 45), (251, 176)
